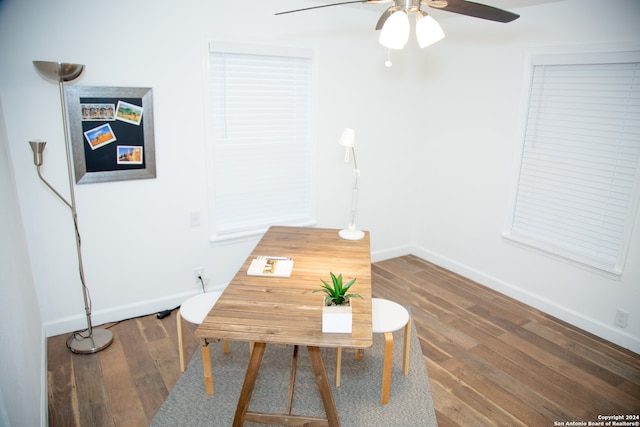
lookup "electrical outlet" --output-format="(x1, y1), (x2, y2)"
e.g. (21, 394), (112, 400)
(614, 309), (629, 328)
(194, 268), (205, 283)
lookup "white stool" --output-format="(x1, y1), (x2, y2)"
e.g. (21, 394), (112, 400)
(335, 297), (411, 404)
(177, 291), (229, 372)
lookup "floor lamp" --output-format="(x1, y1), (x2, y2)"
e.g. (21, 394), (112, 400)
(30, 61), (113, 354)
(338, 128), (365, 240)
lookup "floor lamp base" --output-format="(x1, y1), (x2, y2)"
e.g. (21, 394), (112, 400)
(339, 228), (365, 240)
(67, 328), (114, 354)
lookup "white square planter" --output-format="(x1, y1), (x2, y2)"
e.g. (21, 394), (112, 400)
(322, 304), (352, 333)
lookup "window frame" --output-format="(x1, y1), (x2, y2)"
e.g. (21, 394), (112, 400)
(204, 41), (317, 244)
(503, 45), (640, 276)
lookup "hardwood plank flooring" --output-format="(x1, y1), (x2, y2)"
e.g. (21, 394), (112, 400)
(47, 255), (640, 426)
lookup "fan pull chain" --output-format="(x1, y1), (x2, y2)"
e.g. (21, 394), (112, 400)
(385, 48), (392, 67)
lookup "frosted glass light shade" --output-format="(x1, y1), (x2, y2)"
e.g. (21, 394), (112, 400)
(416, 14), (445, 48)
(339, 128), (355, 147)
(379, 11), (410, 50)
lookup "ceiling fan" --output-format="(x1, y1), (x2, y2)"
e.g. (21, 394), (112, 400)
(276, 0), (520, 50)
(276, 0), (520, 23)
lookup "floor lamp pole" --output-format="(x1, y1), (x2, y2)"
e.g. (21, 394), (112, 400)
(32, 61), (113, 354)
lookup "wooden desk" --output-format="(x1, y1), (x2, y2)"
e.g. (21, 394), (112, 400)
(196, 226), (372, 427)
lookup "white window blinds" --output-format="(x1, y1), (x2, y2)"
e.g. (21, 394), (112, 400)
(505, 50), (640, 275)
(207, 43), (314, 240)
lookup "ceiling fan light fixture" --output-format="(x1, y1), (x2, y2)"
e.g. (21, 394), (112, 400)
(416, 12), (445, 48)
(379, 10), (410, 50)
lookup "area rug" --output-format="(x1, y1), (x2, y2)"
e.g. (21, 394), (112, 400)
(152, 318), (437, 426)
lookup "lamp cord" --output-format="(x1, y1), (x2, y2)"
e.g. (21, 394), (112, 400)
(65, 212), (94, 346)
(73, 212), (93, 335)
(57, 77), (96, 343)
(36, 165), (94, 343)
(199, 275), (206, 293)
(36, 164), (94, 342)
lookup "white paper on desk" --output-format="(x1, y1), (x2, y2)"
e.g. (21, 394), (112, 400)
(247, 256), (293, 277)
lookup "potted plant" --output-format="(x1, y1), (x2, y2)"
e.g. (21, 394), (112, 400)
(314, 272), (362, 333)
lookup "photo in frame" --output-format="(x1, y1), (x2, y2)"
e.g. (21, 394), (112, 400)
(65, 86), (156, 184)
(84, 123), (116, 150)
(117, 146), (143, 165)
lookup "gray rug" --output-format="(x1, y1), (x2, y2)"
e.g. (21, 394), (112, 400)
(152, 318), (437, 426)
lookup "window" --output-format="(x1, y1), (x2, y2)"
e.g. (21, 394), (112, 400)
(505, 48), (640, 275)
(206, 42), (315, 241)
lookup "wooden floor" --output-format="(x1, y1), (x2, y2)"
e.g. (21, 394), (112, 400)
(48, 255), (640, 426)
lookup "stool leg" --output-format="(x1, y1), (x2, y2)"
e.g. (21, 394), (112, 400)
(222, 339), (230, 353)
(381, 332), (393, 405)
(177, 309), (186, 372)
(355, 348), (364, 360)
(334, 348), (342, 387)
(403, 317), (411, 376)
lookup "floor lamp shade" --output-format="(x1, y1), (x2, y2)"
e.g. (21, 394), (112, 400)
(29, 140), (46, 166)
(30, 60), (113, 354)
(33, 61), (84, 83)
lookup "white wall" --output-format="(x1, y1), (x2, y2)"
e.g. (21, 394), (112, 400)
(0, 99), (45, 426)
(410, 0), (640, 352)
(0, 0), (416, 338)
(0, 3), (638, 409)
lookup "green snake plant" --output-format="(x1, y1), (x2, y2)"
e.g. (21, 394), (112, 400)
(314, 272), (362, 306)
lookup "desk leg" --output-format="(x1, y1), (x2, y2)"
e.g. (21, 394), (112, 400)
(308, 346), (341, 427)
(201, 340), (214, 395)
(233, 341), (266, 427)
(334, 348), (342, 387)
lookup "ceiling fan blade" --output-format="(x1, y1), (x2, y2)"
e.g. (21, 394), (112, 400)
(276, 0), (392, 15)
(427, 0), (519, 23)
(276, 0), (366, 15)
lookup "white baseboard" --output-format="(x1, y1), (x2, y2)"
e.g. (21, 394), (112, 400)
(43, 249), (639, 354)
(43, 283), (228, 338)
(371, 245), (412, 263)
(43, 248), (410, 337)
(44, 249), (414, 336)
(409, 245), (640, 354)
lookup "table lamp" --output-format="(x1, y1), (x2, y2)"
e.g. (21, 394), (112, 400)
(338, 128), (365, 240)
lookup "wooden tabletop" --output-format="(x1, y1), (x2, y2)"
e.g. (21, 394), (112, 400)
(196, 226), (372, 349)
